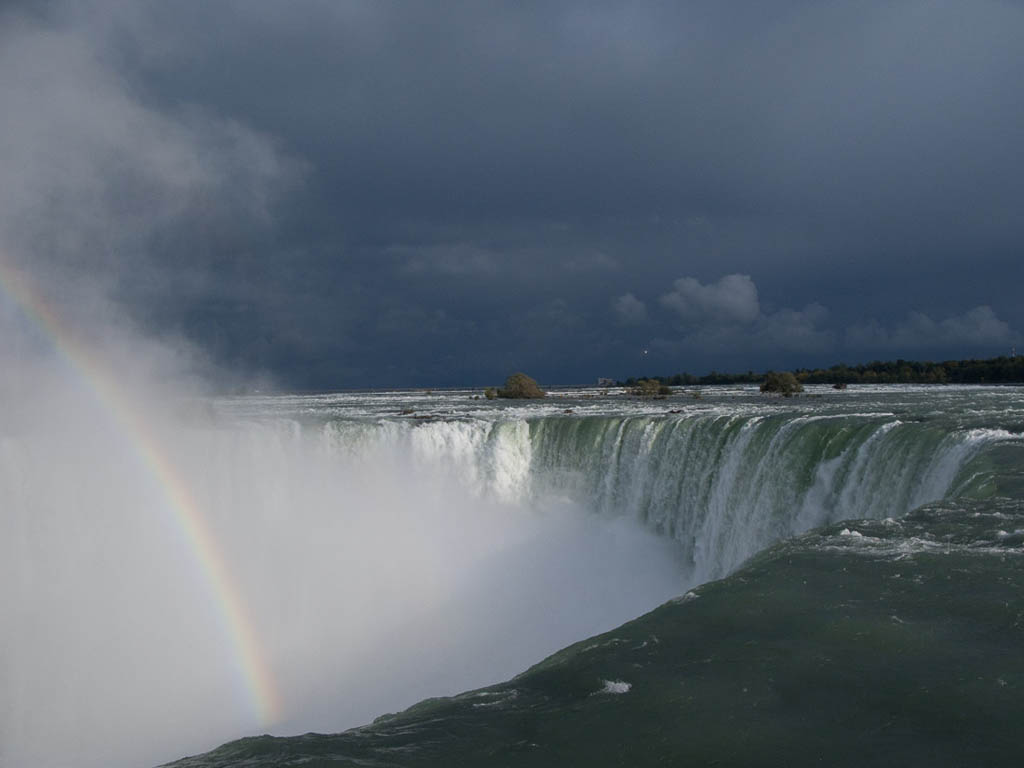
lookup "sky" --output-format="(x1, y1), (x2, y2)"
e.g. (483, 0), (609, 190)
(2, 0), (1022, 388)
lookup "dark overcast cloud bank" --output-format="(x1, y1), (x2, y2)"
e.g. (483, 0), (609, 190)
(3, 0), (1022, 387)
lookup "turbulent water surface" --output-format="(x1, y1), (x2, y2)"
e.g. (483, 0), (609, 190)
(4, 384), (1023, 767)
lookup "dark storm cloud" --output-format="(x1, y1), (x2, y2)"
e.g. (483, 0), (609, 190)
(5, 0), (1023, 386)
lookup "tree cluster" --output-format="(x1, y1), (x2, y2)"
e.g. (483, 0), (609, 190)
(760, 371), (803, 396)
(619, 355), (1024, 388)
(629, 379), (673, 397)
(793, 356), (1024, 384)
(489, 372), (546, 399)
(619, 370), (761, 387)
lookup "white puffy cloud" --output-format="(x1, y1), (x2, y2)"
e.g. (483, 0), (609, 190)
(757, 303), (833, 352)
(640, 272), (835, 365)
(657, 301), (833, 353)
(659, 274), (760, 325)
(612, 292), (648, 325)
(618, 273), (837, 363)
(847, 305), (1017, 350)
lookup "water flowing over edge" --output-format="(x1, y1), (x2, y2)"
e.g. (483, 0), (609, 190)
(310, 408), (1020, 583)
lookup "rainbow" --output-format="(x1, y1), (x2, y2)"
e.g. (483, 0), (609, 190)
(0, 260), (283, 726)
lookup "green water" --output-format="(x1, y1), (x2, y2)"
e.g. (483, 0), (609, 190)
(162, 385), (1024, 767)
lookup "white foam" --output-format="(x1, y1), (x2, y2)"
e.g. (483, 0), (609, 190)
(596, 680), (632, 695)
(471, 690), (518, 708)
(671, 590), (700, 604)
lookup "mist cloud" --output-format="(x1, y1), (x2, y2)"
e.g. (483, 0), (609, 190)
(613, 292), (648, 326)
(0, 3), (297, 373)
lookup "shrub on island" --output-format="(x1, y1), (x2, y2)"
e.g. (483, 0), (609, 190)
(760, 371), (803, 396)
(630, 379), (673, 397)
(496, 372), (546, 399)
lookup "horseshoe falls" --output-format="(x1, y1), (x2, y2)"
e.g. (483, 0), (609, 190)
(3, 385), (1023, 767)
(310, 391), (1008, 586)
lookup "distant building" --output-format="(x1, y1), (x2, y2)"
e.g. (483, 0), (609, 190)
(597, 377), (616, 387)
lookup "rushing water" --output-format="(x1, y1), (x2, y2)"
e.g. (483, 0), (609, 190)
(3, 384), (1022, 767)
(220, 383), (1022, 583)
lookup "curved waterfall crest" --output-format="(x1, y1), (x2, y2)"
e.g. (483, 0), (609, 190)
(305, 409), (1014, 581)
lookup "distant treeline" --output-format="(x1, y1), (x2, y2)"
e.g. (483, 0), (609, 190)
(618, 355), (1024, 387)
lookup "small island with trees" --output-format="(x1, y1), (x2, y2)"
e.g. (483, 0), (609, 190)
(760, 371), (803, 396)
(485, 372), (546, 399)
